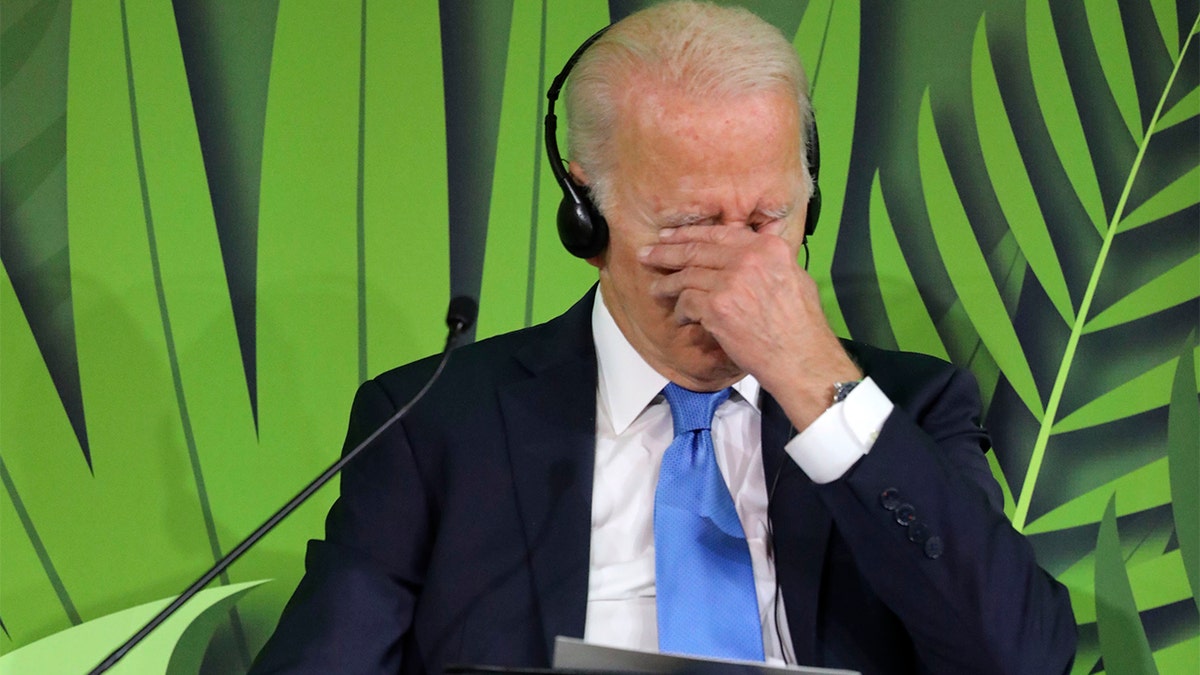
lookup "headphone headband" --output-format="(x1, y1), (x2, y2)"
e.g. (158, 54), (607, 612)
(544, 25), (820, 259)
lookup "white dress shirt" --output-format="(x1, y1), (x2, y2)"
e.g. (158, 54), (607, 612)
(582, 289), (893, 663)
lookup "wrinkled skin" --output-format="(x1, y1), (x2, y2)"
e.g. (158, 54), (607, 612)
(577, 86), (861, 431)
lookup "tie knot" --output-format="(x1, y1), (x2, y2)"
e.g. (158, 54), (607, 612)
(662, 383), (731, 434)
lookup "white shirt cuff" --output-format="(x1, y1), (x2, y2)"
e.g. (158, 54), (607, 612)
(784, 377), (894, 484)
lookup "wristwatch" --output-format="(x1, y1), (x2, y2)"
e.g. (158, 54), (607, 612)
(832, 379), (861, 404)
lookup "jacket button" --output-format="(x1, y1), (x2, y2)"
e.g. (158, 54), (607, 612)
(907, 520), (930, 544)
(894, 503), (916, 526)
(880, 488), (901, 511)
(924, 536), (944, 559)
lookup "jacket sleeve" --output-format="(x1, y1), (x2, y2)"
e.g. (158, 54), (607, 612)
(811, 358), (1077, 674)
(250, 377), (432, 674)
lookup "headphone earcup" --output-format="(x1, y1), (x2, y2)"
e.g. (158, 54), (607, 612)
(804, 181), (821, 238)
(557, 182), (609, 259)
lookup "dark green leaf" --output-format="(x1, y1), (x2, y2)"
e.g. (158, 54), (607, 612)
(1095, 494), (1159, 675)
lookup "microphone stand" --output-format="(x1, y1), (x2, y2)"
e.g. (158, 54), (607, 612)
(88, 297), (478, 674)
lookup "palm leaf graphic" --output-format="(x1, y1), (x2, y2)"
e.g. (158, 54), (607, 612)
(2, 1), (1196, 673)
(1095, 494), (1159, 675)
(3, 0), (451, 668)
(0, 581), (264, 674)
(794, 0), (861, 338)
(873, 3), (1199, 670)
(477, 0), (609, 339)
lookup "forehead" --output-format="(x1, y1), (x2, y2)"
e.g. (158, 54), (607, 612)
(612, 87), (805, 218)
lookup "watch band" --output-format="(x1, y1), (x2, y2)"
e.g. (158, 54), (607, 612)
(832, 379), (861, 404)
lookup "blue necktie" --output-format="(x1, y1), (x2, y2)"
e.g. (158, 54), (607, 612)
(654, 383), (765, 661)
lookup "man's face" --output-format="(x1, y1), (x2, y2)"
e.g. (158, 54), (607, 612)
(591, 87), (809, 389)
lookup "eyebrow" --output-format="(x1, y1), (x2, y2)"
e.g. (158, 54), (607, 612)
(760, 204), (793, 220)
(660, 204), (794, 229)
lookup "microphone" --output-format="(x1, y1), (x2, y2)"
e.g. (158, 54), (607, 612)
(446, 295), (478, 336)
(89, 296), (478, 674)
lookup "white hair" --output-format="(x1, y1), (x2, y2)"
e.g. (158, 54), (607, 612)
(565, 0), (813, 213)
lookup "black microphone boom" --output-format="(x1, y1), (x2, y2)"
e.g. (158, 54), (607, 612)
(89, 296), (478, 674)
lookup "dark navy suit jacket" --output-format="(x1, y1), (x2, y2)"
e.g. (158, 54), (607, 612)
(252, 290), (1076, 674)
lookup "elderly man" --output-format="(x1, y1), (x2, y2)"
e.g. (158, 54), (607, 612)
(253, 2), (1076, 673)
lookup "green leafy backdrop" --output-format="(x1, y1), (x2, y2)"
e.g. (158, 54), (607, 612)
(1, 1), (1196, 673)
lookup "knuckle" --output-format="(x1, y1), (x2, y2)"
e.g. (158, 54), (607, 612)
(710, 291), (738, 318)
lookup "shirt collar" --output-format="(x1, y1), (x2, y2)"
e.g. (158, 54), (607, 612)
(591, 287), (761, 435)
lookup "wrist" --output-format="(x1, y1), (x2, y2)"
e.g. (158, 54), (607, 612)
(766, 359), (863, 431)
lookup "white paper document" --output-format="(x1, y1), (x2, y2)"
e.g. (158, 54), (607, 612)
(553, 637), (860, 674)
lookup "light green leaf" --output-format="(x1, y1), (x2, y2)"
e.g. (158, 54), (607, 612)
(917, 88), (1044, 422)
(477, 0), (544, 339)
(1085, 0), (1142, 142)
(1155, 85), (1198, 132)
(1168, 336), (1199, 608)
(1150, 0), (1180, 58)
(0, 580), (265, 674)
(250, 1), (373, 650)
(1027, 0), (1107, 235)
(61, 0), (220, 621)
(124, 0), (261, 577)
(1094, 494), (1159, 675)
(972, 13), (1075, 326)
(955, 300), (1005, 416)
(0, 268), (81, 648)
(1119, 166), (1200, 233)
(257, 0), (363, 459)
(1054, 346), (1200, 434)
(1025, 458), (1170, 535)
(1060, 549), (1193, 624)
(1085, 254), (1199, 333)
(794, 0), (860, 338)
(868, 170), (949, 361)
(1152, 636), (1200, 673)
(529, 2), (618, 326)
(362, 0), (450, 376)
(985, 447), (1016, 520)
(479, 0), (607, 340)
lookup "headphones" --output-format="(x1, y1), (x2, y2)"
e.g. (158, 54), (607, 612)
(543, 27), (822, 259)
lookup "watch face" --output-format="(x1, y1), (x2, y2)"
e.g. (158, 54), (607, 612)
(834, 380), (861, 403)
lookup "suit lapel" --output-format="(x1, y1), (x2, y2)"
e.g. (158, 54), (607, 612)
(760, 393), (831, 666)
(499, 291), (598, 660)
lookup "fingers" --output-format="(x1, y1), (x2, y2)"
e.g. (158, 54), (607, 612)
(639, 224), (801, 273)
(638, 226), (757, 270)
(648, 266), (722, 299)
(637, 240), (723, 271)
